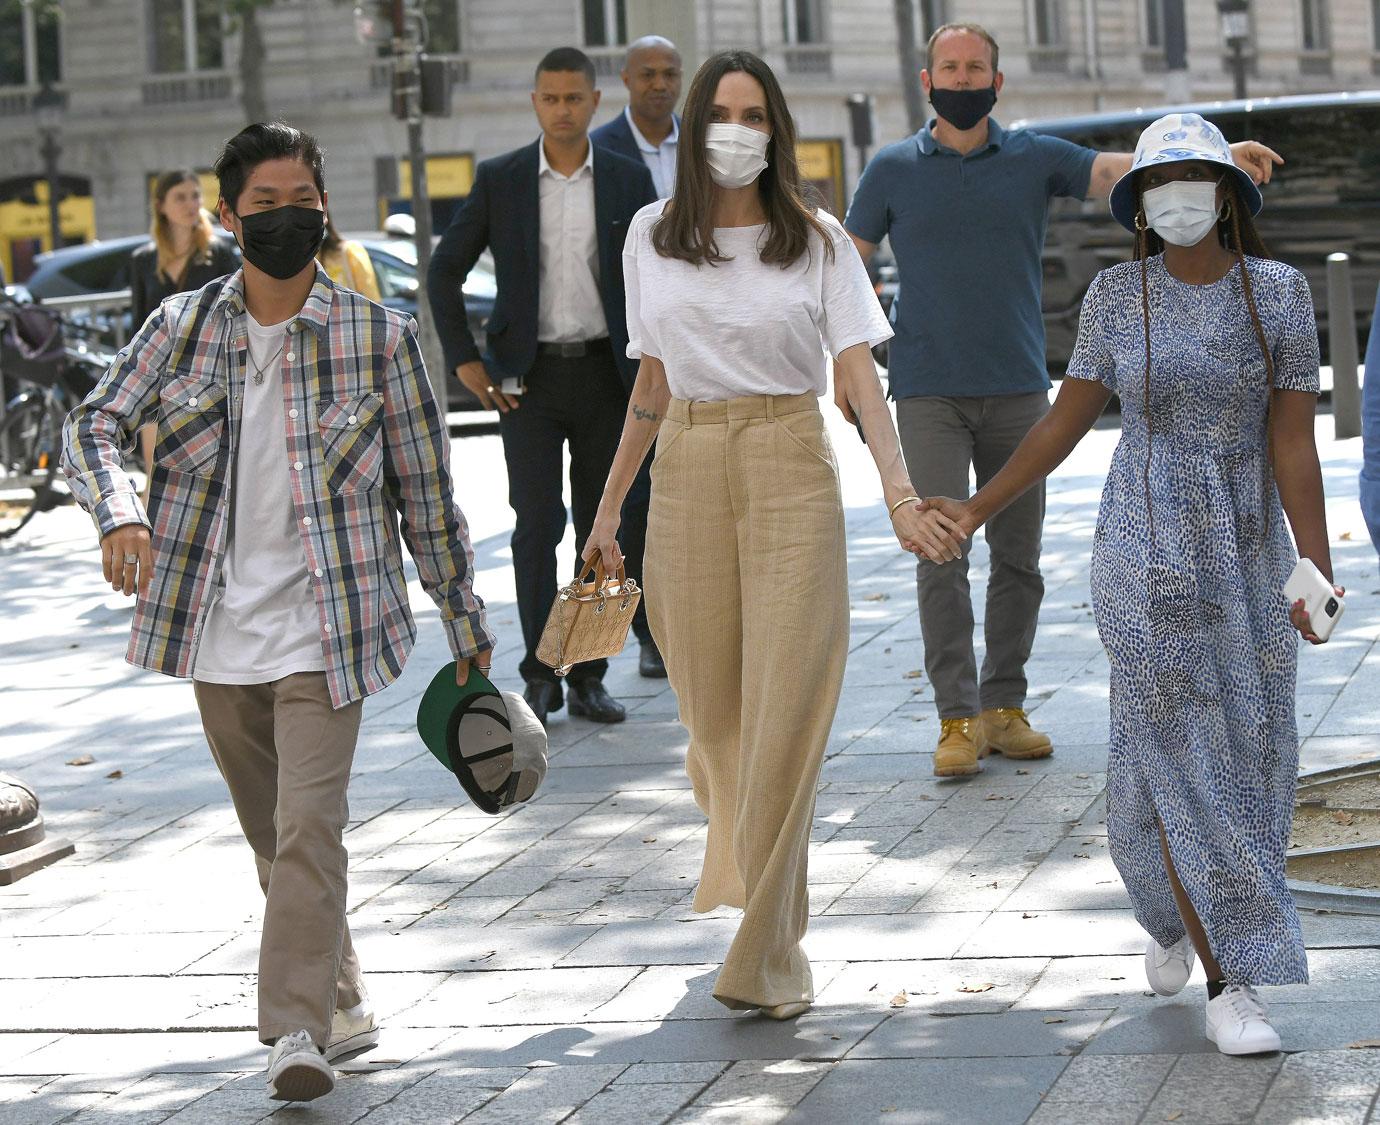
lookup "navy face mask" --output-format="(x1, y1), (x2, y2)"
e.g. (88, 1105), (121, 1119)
(928, 84), (997, 132)
(235, 205), (325, 280)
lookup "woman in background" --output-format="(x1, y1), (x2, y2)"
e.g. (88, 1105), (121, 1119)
(317, 215), (381, 301)
(129, 170), (238, 501)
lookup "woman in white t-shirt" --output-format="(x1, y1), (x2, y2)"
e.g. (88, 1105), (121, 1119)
(583, 50), (963, 1020)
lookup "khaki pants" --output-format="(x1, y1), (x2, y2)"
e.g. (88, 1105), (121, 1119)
(194, 672), (365, 1047)
(644, 393), (849, 1010)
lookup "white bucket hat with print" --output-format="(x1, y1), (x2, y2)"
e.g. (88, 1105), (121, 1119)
(1109, 112), (1262, 233)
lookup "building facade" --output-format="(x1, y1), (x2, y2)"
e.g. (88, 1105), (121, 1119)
(2, 0), (1379, 278)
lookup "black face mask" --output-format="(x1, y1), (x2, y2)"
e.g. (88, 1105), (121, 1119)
(235, 205), (326, 280)
(928, 84), (997, 132)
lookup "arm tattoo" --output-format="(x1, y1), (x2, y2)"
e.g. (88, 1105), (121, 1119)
(632, 403), (661, 424)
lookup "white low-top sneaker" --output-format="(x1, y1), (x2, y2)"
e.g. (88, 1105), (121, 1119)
(1145, 933), (1196, 996)
(325, 1001), (380, 1062)
(266, 1028), (335, 1102)
(1205, 984), (1282, 1055)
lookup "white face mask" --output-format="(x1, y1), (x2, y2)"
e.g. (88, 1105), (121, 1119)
(1142, 179), (1222, 247)
(705, 122), (770, 189)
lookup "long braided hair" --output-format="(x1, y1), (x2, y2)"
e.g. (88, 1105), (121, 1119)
(1131, 173), (1275, 546)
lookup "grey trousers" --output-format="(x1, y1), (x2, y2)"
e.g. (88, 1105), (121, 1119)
(896, 393), (1049, 719)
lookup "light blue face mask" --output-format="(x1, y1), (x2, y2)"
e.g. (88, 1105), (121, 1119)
(1142, 179), (1223, 247)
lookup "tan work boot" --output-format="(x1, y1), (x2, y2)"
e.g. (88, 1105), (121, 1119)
(934, 716), (984, 777)
(978, 707), (1053, 760)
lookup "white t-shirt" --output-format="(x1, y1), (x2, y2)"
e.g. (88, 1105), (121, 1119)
(193, 312), (326, 685)
(623, 199), (893, 401)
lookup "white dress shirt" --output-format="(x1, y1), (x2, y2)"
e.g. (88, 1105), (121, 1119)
(625, 107), (678, 199)
(537, 140), (607, 343)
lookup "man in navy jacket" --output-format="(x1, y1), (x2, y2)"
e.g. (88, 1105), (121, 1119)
(429, 47), (656, 726)
(590, 36), (682, 199)
(589, 37), (681, 678)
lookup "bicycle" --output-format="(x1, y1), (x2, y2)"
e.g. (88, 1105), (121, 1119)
(0, 292), (114, 540)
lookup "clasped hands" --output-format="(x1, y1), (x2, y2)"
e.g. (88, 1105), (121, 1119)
(891, 496), (973, 563)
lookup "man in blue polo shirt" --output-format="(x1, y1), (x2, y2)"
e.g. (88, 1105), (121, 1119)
(846, 22), (1279, 778)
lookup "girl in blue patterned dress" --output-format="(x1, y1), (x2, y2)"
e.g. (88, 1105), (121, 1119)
(918, 114), (1339, 1055)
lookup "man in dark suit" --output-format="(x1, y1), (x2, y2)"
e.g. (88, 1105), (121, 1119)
(589, 35), (681, 681)
(590, 36), (682, 198)
(429, 46), (656, 727)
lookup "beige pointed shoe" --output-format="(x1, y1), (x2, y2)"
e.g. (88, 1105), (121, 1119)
(978, 708), (1053, 760)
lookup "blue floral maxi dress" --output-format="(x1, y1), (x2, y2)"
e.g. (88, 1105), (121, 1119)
(1066, 255), (1320, 985)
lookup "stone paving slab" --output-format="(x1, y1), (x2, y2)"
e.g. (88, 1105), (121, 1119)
(4, 415), (1378, 1122)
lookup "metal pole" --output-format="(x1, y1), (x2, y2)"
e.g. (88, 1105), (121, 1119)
(40, 131), (62, 252)
(392, 3), (446, 413)
(1230, 39), (1247, 99)
(1328, 252), (1361, 440)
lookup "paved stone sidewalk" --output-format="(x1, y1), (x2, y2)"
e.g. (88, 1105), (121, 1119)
(2, 412), (1378, 1124)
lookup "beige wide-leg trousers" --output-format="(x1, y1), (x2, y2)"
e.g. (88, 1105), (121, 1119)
(644, 393), (849, 1010)
(194, 672), (365, 1047)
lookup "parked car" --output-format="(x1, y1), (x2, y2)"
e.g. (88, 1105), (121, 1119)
(21, 232), (496, 411)
(355, 237), (496, 411)
(1016, 90), (1380, 374)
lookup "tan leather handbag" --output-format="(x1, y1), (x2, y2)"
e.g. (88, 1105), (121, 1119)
(536, 552), (642, 677)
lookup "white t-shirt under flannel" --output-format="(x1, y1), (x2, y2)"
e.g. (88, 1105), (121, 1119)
(623, 199), (892, 401)
(194, 312), (325, 685)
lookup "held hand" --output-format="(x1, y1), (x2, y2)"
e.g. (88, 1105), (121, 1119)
(581, 512), (623, 574)
(456, 362), (520, 413)
(1291, 584), (1344, 646)
(456, 649), (494, 686)
(891, 498), (968, 562)
(920, 496), (978, 538)
(101, 524), (152, 597)
(1229, 140), (1284, 186)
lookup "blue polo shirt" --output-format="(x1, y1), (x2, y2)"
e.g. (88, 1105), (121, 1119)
(845, 118), (1096, 399)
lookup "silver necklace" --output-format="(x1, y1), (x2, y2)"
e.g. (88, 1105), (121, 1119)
(248, 339), (286, 386)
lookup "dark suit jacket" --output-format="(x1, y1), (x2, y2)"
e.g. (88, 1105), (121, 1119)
(589, 109), (680, 171)
(428, 139), (656, 391)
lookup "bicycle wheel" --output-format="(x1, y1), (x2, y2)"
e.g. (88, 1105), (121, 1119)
(0, 395), (59, 539)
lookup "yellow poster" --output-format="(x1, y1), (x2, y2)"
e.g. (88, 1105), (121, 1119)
(796, 138), (844, 216)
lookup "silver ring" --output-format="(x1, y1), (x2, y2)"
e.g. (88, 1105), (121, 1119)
(122, 554), (139, 565)
(486, 386), (497, 393)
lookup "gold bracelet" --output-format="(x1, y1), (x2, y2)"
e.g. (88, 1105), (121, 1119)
(889, 495), (920, 517)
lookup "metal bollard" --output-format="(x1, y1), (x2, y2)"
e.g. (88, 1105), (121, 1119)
(1327, 252), (1361, 440)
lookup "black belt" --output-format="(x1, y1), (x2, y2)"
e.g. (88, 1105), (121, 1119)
(536, 337), (611, 358)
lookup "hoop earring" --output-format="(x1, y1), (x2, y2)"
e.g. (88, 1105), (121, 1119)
(1134, 210), (1148, 232)
(1219, 198), (1233, 222)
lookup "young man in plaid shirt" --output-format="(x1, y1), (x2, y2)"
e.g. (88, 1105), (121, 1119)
(61, 123), (494, 1103)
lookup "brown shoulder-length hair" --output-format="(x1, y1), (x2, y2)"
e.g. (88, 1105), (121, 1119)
(652, 49), (833, 268)
(149, 169), (213, 283)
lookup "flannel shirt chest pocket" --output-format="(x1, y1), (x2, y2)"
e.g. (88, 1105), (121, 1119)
(156, 374), (227, 476)
(317, 392), (385, 493)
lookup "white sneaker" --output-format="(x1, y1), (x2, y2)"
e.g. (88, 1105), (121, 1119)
(1145, 933), (1196, 996)
(1205, 985), (1282, 1055)
(325, 1001), (380, 1062)
(266, 1028), (335, 1102)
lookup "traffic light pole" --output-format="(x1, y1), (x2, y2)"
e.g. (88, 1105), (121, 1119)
(391, 2), (447, 413)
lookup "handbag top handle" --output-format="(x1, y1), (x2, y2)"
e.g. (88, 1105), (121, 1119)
(571, 549), (630, 596)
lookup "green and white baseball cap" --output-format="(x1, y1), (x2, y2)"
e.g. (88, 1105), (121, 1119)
(416, 663), (548, 814)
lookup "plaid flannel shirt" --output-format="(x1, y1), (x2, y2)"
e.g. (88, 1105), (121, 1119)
(61, 266), (494, 708)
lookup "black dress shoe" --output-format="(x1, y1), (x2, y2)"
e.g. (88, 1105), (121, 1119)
(638, 640), (667, 679)
(523, 680), (563, 727)
(567, 680), (626, 723)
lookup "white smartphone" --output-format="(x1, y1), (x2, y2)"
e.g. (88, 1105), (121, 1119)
(1284, 557), (1343, 642)
(500, 376), (524, 396)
